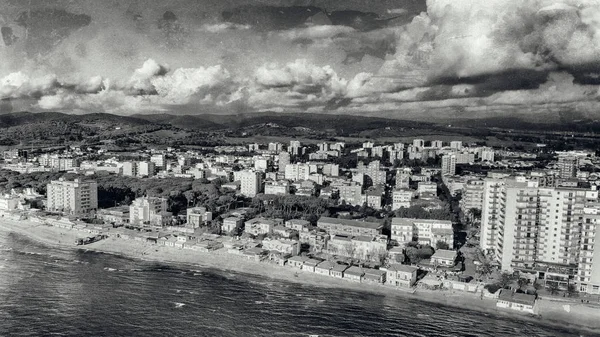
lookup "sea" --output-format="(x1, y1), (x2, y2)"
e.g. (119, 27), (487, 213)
(0, 231), (590, 337)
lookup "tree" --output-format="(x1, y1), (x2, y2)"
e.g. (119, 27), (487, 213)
(477, 261), (494, 281)
(566, 283), (578, 297)
(435, 241), (450, 250)
(376, 248), (389, 267)
(548, 282), (560, 295)
(517, 277), (528, 291)
(499, 272), (515, 288)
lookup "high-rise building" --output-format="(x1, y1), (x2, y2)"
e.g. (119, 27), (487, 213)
(268, 142), (283, 153)
(579, 203), (600, 294)
(278, 151), (290, 173)
(137, 161), (156, 177)
(129, 196), (169, 226)
(395, 168), (411, 189)
(412, 139), (424, 149)
(357, 161), (386, 186)
(240, 170), (263, 197)
(441, 154), (456, 176)
(460, 179), (485, 215)
(450, 141), (463, 150)
(431, 140), (444, 149)
(480, 176), (591, 272)
(150, 154), (166, 170)
(558, 156), (578, 179)
(122, 161), (137, 177)
(289, 140), (301, 156)
(46, 178), (98, 214)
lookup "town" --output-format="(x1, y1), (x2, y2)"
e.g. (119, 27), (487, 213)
(1, 136), (599, 317)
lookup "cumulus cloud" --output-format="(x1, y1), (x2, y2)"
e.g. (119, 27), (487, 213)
(0, 72), (59, 98)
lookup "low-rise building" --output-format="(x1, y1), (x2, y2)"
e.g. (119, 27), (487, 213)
(222, 217), (243, 234)
(261, 238), (300, 256)
(317, 217), (382, 237)
(496, 289), (536, 314)
(244, 218), (278, 236)
(96, 206), (130, 225)
(391, 218), (453, 247)
(431, 249), (458, 267)
(186, 207), (213, 228)
(384, 264), (418, 288)
(343, 266), (365, 282)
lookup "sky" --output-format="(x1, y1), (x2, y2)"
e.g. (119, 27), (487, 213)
(1, 0), (600, 119)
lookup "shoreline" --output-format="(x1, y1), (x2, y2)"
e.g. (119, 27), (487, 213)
(1, 219), (599, 334)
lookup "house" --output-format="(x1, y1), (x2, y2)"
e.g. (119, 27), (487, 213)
(496, 289), (536, 314)
(343, 266), (365, 282)
(272, 225), (294, 238)
(315, 260), (336, 276)
(431, 249), (458, 267)
(285, 219), (310, 231)
(268, 251), (289, 266)
(302, 258), (322, 272)
(287, 255), (308, 269)
(317, 217), (383, 237)
(244, 218), (277, 236)
(330, 264), (348, 278)
(384, 264), (418, 288)
(243, 247), (267, 262)
(262, 238), (300, 256)
(299, 229), (329, 252)
(363, 268), (386, 284)
(222, 217), (243, 234)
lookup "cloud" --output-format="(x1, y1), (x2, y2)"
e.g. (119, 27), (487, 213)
(200, 23), (251, 33)
(0, 72), (59, 98)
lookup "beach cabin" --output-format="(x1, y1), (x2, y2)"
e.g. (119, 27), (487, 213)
(315, 261), (335, 276)
(496, 289), (536, 314)
(302, 258), (322, 273)
(330, 264), (348, 278)
(287, 255), (308, 269)
(343, 266), (365, 282)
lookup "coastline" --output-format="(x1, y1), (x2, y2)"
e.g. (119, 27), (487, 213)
(1, 219), (598, 334)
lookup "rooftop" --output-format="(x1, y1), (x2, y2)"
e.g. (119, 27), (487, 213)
(387, 263), (418, 273)
(391, 218), (452, 226)
(431, 249), (457, 260)
(498, 289), (536, 306)
(318, 217), (382, 230)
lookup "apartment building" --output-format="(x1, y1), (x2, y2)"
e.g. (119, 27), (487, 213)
(391, 218), (453, 248)
(46, 178), (98, 214)
(129, 196), (169, 226)
(239, 170), (263, 197)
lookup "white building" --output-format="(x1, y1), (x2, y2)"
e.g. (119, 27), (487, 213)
(240, 170), (263, 197)
(186, 207), (213, 227)
(391, 218), (453, 247)
(392, 189), (414, 210)
(441, 154), (456, 176)
(129, 196), (170, 226)
(46, 178), (98, 214)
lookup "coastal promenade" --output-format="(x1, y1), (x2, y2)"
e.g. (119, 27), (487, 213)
(0, 218), (599, 334)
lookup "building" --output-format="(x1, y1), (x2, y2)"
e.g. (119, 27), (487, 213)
(460, 179), (485, 215)
(122, 161), (137, 177)
(431, 249), (458, 267)
(357, 161), (386, 186)
(326, 234), (388, 262)
(431, 140), (443, 149)
(268, 142), (283, 153)
(479, 175), (592, 273)
(578, 204), (600, 294)
(412, 139), (424, 149)
(392, 189), (414, 210)
(137, 161), (156, 177)
(289, 140), (301, 156)
(222, 217), (244, 234)
(361, 187), (384, 210)
(417, 182), (437, 195)
(150, 154), (166, 170)
(450, 141), (462, 150)
(278, 151), (290, 173)
(240, 170), (263, 197)
(262, 238), (300, 256)
(96, 206), (130, 225)
(129, 196), (170, 226)
(337, 182), (363, 206)
(317, 217), (383, 237)
(395, 168), (411, 189)
(496, 289), (536, 314)
(186, 207), (213, 227)
(264, 180), (290, 195)
(384, 264), (418, 287)
(0, 194), (21, 211)
(46, 178), (98, 214)
(284, 163), (312, 181)
(558, 155), (578, 179)
(441, 154), (456, 176)
(244, 218), (277, 236)
(391, 218), (453, 247)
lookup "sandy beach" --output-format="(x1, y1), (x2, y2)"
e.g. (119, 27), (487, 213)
(1, 218), (599, 334)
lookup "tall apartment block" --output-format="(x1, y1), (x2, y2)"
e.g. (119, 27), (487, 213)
(46, 178), (98, 214)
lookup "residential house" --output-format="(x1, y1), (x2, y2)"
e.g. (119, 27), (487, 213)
(384, 264), (418, 288)
(243, 247), (267, 262)
(302, 258), (322, 273)
(287, 255), (308, 269)
(431, 249), (458, 267)
(244, 218), (277, 236)
(363, 268), (386, 284)
(222, 217), (244, 234)
(262, 238), (300, 256)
